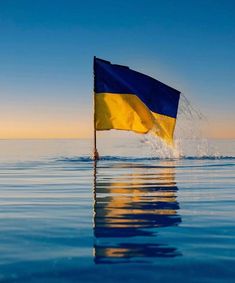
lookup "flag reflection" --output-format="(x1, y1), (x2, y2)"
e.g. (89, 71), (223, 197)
(93, 161), (181, 264)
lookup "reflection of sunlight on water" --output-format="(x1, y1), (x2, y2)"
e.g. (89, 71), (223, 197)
(93, 161), (182, 264)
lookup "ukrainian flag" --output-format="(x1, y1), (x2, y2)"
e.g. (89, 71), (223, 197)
(94, 57), (180, 144)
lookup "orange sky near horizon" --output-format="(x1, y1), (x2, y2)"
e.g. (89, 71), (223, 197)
(0, 115), (234, 140)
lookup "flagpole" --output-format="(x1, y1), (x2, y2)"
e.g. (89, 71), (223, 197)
(93, 56), (99, 160)
(93, 91), (99, 160)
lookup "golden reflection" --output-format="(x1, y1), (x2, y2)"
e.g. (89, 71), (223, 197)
(93, 161), (181, 264)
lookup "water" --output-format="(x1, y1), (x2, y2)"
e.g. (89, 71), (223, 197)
(0, 138), (235, 282)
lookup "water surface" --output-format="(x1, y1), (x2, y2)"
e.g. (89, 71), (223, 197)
(0, 139), (235, 282)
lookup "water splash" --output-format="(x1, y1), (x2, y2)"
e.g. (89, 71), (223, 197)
(177, 94), (205, 121)
(141, 94), (220, 159)
(141, 134), (180, 159)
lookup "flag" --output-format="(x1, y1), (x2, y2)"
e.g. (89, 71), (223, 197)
(94, 57), (180, 144)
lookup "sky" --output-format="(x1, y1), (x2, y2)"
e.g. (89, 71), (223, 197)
(0, 0), (234, 139)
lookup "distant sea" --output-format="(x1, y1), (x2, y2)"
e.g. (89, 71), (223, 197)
(0, 137), (235, 283)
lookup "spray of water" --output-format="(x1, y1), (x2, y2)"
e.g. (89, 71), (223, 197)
(141, 94), (220, 159)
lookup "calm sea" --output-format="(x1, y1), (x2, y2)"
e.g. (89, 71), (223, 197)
(0, 138), (235, 283)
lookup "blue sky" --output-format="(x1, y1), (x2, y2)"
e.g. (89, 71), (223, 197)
(0, 0), (234, 138)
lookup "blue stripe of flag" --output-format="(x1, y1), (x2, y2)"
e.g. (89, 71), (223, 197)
(94, 57), (180, 118)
